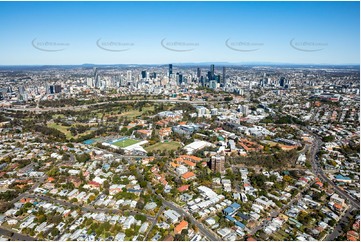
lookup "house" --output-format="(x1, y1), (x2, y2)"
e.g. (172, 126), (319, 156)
(178, 185), (190, 192)
(139, 222), (149, 234)
(182, 171), (196, 180)
(136, 130), (152, 139)
(163, 235), (174, 241)
(223, 207), (235, 216)
(159, 127), (172, 139)
(164, 210), (181, 223)
(347, 230), (359, 241)
(174, 220), (188, 234)
(330, 194), (345, 206)
(334, 174), (352, 183)
(115, 232), (126, 241)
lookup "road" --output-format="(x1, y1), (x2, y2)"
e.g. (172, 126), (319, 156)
(250, 182), (313, 235)
(0, 226), (37, 241)
(160, 198), (220, 241)
(307, 134), (360, 209)
(144, 179), (219, 241)
(5, 99), (211, 113)
(326, 207), (354, 241)
(24, 193), (154, 221)
(9, 175), (48, 204)
(144, 206), (164, 241)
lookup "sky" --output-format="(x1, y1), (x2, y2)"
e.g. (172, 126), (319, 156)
(0, 1), (359, 65)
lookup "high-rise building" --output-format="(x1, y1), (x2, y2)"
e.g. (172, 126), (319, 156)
(18, 86), (25, 95)
(54, 85), (62, 93)
(127, 70), (132, 82)
(176, 73), (183, 85)
(141, 70), (147, 79)
(207, 71), (212, 81)
(197, 67), (201, 78)
(222, 67), (226, 84)
(200, 76), (205, 87)
(210, 155), (225, 173)
(242, 105), (249, 116)
(279, 77), (286, 87)
(169, 64), (173, 77)
(216, 74), (221, 84)
(210, 64), (215, 79)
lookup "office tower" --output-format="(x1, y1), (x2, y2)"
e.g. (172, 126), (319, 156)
(207, 71), (212, 81)
(197, 67), (201, 78)
(210, 64), (215, 79)
(176, 73), (183, 85)
(210, 80), (217, 89)
(210, 155), (225, 173)
(93, 67), (97, 79)
(200, 76), (205, 87)
(18, 86), (25, 95)
(141, 70), (147, 79)
(242, 105), (249, 116)
(217, 74), (221, 84)
(93, 68), (100, 88)
(54, 85), (62, 93)
(169, 64), (173, 77)
(222, 67), (226, 84)
(127, 70), (132, 82)
(152, 72), (157, 79)
(279, 77), (286, 87)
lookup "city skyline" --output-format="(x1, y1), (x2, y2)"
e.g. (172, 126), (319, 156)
(0, 1), (359, 65)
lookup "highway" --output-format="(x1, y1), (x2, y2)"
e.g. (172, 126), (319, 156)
(5, 99), (211, 113)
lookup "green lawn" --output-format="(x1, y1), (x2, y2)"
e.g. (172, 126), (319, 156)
(119, 106), (154, 119)
(145, 141), (182, 152)
(112, 138), (140, 148)
(47, 122), (73, 139)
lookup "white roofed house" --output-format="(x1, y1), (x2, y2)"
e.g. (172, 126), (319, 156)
(123, 216), (135, 229)
(164, 209), (181, 223)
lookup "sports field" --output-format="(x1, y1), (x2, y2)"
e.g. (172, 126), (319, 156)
(112, 138), (139, 148)
(145, 141), (182, 152)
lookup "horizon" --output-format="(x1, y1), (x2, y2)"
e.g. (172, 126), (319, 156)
(0, 62), (360, 67)
(0, 1), (359, 65)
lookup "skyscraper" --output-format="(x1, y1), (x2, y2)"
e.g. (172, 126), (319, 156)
(210, 155), (225, 173)
(222, 66), (226, 84)
(141, 70), (147, 79)
(169, 64), (173, 77)
(197, 67), (201, 78)
(126, 70), (132, 82)
(210, 64), (215, 79)
(207, 71), (212, 81)
(176, 73), (183, 85)
(279, 77), (286, 87)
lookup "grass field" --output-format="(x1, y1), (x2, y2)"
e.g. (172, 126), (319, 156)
(47, 122), (73, 139)
(145, 141), (182, 152)
(112, 138), (139, 148)
(47, 122), (93, 139)
(119, 106), (155, 119)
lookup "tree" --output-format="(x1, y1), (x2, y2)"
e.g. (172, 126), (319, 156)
(125, 228), (133, 237)
(283, 175), (293, 183)
(51, 228), (60, 237)
(135, 214), (147, 223)
(322, 135), (335, 142)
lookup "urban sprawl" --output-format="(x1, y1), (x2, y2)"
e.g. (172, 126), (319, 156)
(0, 64), (359, 241)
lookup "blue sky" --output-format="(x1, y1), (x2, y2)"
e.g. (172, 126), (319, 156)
(0, 1), (359, 65)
